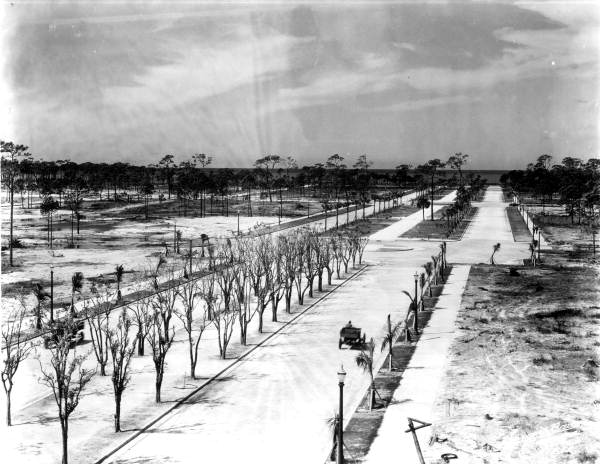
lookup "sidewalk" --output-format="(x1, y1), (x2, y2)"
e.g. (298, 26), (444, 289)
(370, 191), (457, 241)
(362, 265), (471, 464)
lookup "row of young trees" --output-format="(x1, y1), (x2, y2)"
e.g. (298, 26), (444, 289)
(1, 225), (370, 464)
(500, 154), (599, 224)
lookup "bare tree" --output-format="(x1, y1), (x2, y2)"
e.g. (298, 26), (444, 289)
(176, 278), (208, 379)
(148, 284), (177, 403)
(268, 240), (285, 322)
(86, 287), (112, 376)
(279, 234), (299, 313)
(302, 233), (319, 298)
(354, 234), (369, 265)
(232, 243), (256, 345)
(2, 302), (32, 426)
(38, 316), (95, 464)
(199, 267), (219, 322)
(128, 289), (152, 356)
(211, 286), (236, 359)
(107, 310), (136, 432)
(322, 236), (336, 286)
(247, 236), (272, 332)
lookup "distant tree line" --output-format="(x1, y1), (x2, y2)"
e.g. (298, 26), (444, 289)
(2, 139), (484, 263)
(500, 154), (599, 224)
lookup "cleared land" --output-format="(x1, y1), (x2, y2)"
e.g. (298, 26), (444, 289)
(425, 263), (599, 463)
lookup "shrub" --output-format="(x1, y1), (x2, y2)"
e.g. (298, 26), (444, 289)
(576, 450), (597, 463)
(10, 237), (25, 248)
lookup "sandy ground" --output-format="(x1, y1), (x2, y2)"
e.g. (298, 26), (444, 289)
(0, 193), (294, 320)
(424, 264), (600, 464)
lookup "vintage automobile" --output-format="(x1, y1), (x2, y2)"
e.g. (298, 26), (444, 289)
(338, 324), (366, 349)
(43, 318), (85, 349)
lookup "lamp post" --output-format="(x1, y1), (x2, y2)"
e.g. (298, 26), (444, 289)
(413, 271), (419, 336)
(337, 365), (346, 464)
(537, 227), (541, 262)
(50, 264), (54, 323)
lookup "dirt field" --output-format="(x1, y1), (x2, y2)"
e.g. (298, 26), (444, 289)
(426, 262), (600, 463)
(0, 195), (291, 320)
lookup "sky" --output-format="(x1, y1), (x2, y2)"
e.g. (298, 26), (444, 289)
(1, 1), (599, 169)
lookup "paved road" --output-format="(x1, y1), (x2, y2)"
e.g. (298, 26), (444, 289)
(449, 186), (529, 265)
(105, 236), (444, 464)
(363, 185), (530, 463)
(101, 198), (456, 464)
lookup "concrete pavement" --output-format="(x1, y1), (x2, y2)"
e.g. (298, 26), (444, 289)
(362, 265), (471, 464)
(363, 185), (530, 463)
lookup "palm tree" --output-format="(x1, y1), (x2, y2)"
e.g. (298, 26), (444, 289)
(32, 283), (49, 329)
(40, 195), (60, 249)
(423, 262), (433, 297)
(402, 290), (419, 336)
(326, 412), (340, 461)
(115, 265), (124, 300)
(381, 314), (402, 371)
(529, 240), (538, 266)
(416, 196), (430, 220)
(70, 272), (84, 315)
(490, 243), (501, 265)
(356, 337), (377, 410)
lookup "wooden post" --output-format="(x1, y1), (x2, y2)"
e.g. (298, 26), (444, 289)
(405, 417), (431, 464)
(189, 240), (193, 277)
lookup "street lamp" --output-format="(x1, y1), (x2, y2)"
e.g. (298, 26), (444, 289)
(50, 264), (55, 323)
(413, 271), (419, 336)
(337, 365), (346, 464)
(537, 227), (541, 262)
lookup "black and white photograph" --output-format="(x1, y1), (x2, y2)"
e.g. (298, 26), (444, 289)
(1, 1), (599, 463)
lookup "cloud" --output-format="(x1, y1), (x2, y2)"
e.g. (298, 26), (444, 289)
(2, 2), (598, 167)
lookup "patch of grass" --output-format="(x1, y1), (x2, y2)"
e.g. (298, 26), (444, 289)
(532, 355), (553, 365)
(530, 308), (583, 319)
(577, 450), (598, 463)
(502, 412), (536, 434)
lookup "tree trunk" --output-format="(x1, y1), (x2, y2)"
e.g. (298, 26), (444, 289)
(61, 419), (69, 464)
(114, 393), (122, 432)
(189, 336), (197, 379)
(6, 389), (11, 426)
(9, 188), (13, 266)
(430, 178), (434, 221)
(155, 374), (163, 403)
(258, 307), (264, 333)
(270, 295), (278, 322)
(318, 272), (323, 292)
(137, 332), (145, 356)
